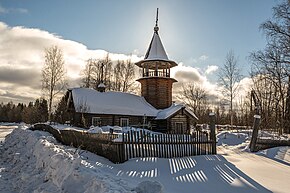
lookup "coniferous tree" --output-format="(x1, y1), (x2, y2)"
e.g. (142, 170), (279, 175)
(54, 95), (70, 124)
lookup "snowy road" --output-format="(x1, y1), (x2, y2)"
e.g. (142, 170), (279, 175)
(219, 146), (290, 193)
(0, 125), (16, 142)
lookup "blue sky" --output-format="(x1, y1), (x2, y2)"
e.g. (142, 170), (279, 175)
(1, 0), (276, 72)
(0, 0), (279, 103)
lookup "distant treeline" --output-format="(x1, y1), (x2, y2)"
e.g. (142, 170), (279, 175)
(0, 99), (48, 124)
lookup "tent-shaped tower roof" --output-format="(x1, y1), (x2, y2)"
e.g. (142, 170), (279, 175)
(135, 9), (178, 69)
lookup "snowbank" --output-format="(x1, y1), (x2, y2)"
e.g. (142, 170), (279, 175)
(217, 130), (290, 164)
(0, 128), (135, 193)
(257, 146), (290, 165)
(88, 126), (103, 133)
(217, 131), (250, 151)
(258, 130), (289, 140)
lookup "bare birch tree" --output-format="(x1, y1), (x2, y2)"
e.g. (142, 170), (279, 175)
(42, 45), (67, 121)
(219, 51), (242, 128)
(250, 0), (290, 133)
(81, 55), (137, 93)
(112, 59), (136, 92)
(82, 58), (95, 88)
(177, 83), (209, 122)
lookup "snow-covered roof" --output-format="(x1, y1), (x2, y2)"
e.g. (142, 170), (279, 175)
(155, 104), (198, 120)
(135, 25), (178, 68)
(185, 108), (199, 120)
(144, 32), (169, 61)
(70, 88), (198, 120)
(71, 88), (158, 117)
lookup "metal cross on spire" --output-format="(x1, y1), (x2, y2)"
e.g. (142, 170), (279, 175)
(154, 8), (159, 33)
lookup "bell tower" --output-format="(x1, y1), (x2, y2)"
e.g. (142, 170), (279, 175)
(135, 9), (177, 109)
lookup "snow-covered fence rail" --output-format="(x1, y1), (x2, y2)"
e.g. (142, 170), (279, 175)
(253, 139), (290, 152)
(116, 130), (216, 161)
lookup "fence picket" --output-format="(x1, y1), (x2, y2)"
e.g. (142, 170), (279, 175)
(137, 131), (141, 157)
(129, 131), (132, 158)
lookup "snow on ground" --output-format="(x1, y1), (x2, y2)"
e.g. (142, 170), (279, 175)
(257, 146), (290, 165)
(217, 130), (290, 165)
(217, 131), (250, 151)
(0, 125), (290, 193)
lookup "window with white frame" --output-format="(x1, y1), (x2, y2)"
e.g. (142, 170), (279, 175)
(120, 118), (129, 127)
(92, 117), (101, 126)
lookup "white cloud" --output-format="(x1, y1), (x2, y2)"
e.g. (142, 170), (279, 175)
(0, 22), (141, 104)
(236, 77), (253, 99)
(186, 55), (209, 66)
(188, 57), (198, 64)
(199, 55), (208, 61)
(205, 65), (218, 74)
(13, 8), (28, 14)
(0, 4), (28, 14)
(171, 63), (221, 100)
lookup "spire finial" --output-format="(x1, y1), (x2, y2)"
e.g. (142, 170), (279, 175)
(154, 8), (159, 32)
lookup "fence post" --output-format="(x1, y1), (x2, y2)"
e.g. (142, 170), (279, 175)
(249, 115), (261, 152)
(209, 112), (216, 154)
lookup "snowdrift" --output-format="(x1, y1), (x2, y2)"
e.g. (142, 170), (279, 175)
(0, 128), (161, 193)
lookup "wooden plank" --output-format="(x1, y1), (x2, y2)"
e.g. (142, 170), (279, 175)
(183, 135), (186, 157)
(179, 134), (182, 157)
(155, 135), (158, 157)
(158, 134), (162, 158)
(175, 134), (178, 157)
(189, 135), (192, 156)
(155, 134), (158, 157)
(151, 133), (154, 157)
(132, 131), (136, 158)
(131, 131), (134, 158)
(148, 132), (153, 157)
(146, 132), (150, 157)
(197, 130), (200, 155)
(141, 130), (144, 157)
(187, 135), (190, 156)
(125, 132), (128, 160)
(182, 135), (185, 157)
(177, 134), (180, 157)
(170, 134), (174, 157)
(128, 131), (132, 159)
(164, 134), (168, 158)
(144, 130), (147, 157)
(137, 131), (141, 157)
(120, 143), (125, 163)
(152, 133), (155, 157)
